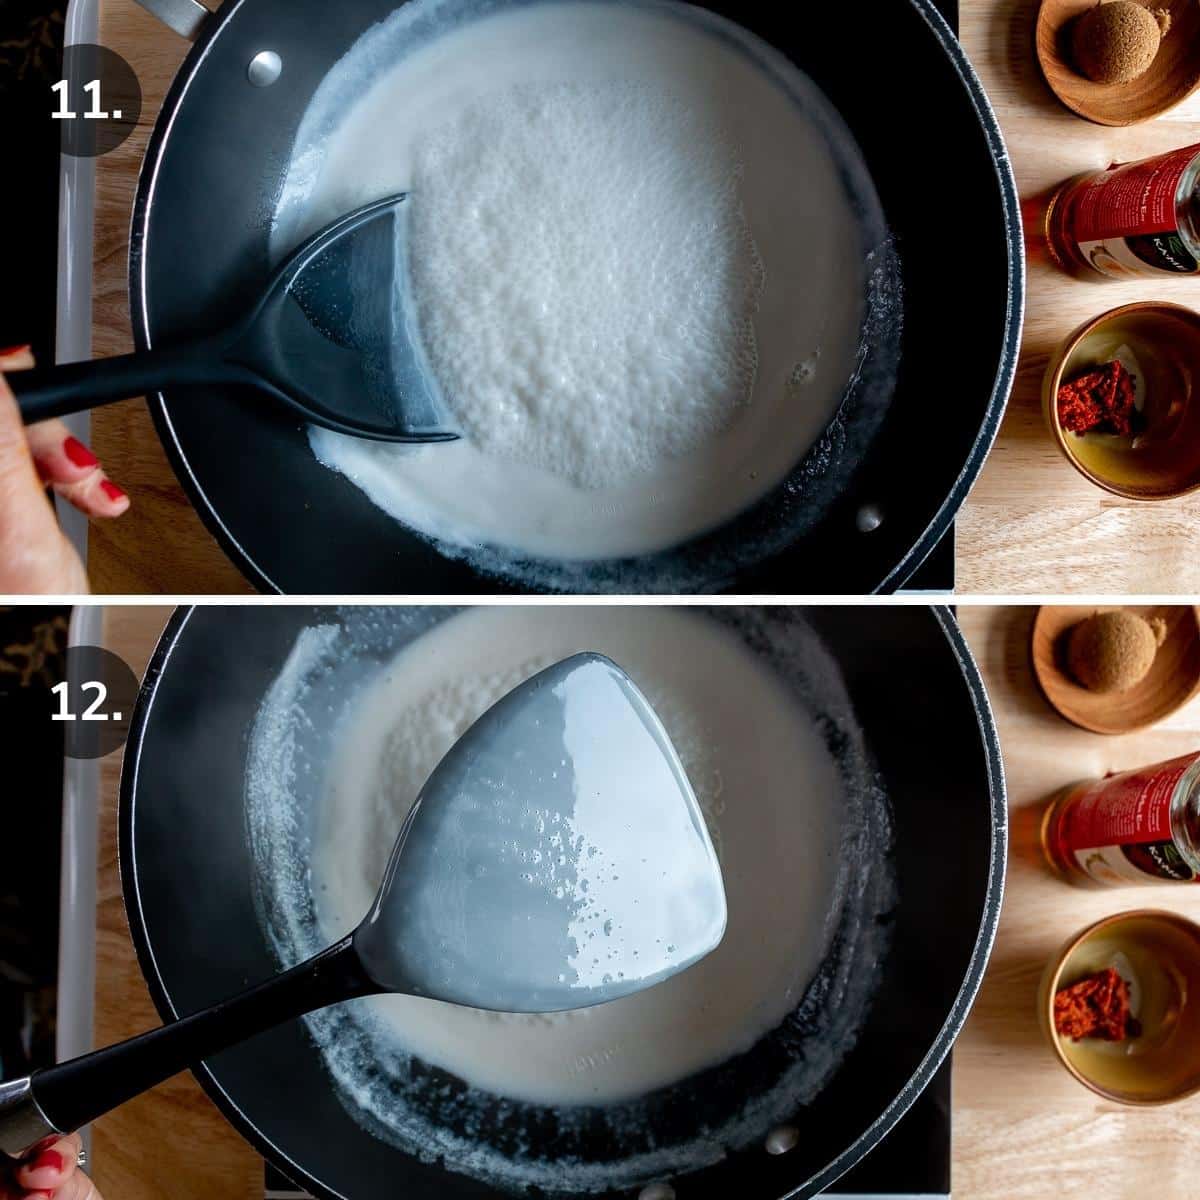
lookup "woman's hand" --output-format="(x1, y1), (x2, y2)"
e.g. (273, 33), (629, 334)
(2, 1133), (101, 1199)
(0, 345), (129, 594)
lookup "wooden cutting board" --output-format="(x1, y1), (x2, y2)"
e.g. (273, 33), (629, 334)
(86, 0), (1200, 594)
(91, 605), (1200, 1199)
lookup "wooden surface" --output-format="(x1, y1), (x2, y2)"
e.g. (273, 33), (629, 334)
(956, 1), (1200, 593)
(955, 605), (1200, 1198)
(86, 0), (1200, 595)
(90, 604), (1200, 1199)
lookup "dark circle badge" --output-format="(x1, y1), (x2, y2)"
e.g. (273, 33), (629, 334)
(55, 44), (142, 158)
(58, 645), (140, 759)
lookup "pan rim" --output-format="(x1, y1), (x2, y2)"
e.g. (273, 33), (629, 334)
(118, 604), (1007, 1200)
(787, 605), (1009, 1198)
(127, 0), (1024, 596)
(869, 2), (1024, 593)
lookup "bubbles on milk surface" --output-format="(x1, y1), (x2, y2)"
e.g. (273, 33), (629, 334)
(274, 0), (895, 573)
(406, 79), (765, 490)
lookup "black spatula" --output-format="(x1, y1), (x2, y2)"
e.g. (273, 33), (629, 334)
(11, 194), (458, 443)
(0, 654), (726, 1160)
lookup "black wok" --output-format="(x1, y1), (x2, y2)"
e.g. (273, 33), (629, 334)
(128, 0), (1022, 593)
(119, 605), (1005, 1199)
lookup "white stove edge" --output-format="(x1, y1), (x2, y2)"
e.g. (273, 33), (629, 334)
(55, 0), (98, 564)
(57, 603), (103, 1164)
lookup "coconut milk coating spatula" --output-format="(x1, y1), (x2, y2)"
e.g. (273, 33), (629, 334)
(0, 653), (726, 1160)
(10, 194), (458, 443)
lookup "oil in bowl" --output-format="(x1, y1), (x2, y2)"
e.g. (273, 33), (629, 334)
(1043, 302), (1200, 499)
(1040, 910), (1200, 1104)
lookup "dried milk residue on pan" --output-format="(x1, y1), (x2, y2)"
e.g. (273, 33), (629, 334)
(247, 608), (894, 1194)
(271, 0), (902, 589)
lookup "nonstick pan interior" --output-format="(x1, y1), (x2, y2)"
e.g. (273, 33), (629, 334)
(131, 0), (1022, 593)
(119, 606), (1005, 1199)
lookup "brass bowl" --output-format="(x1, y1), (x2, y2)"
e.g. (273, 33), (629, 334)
(1043, 302), (1200, 500)
(1039, 910), (1200, 1104)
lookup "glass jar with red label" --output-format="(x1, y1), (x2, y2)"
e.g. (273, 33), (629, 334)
(1044, 143), (1200, 280)
(1042, 751), (1200, 885)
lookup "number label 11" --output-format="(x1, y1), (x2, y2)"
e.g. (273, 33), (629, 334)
(51, 78), (123, 121)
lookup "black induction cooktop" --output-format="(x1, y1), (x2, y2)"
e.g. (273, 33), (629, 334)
(833, 0), (956, 1172)
(897, 0), (959, 598)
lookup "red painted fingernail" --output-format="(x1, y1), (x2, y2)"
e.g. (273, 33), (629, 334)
(63, 436), (99, 469)
(30, 1148), (64, 1173)
(0, 343), (30, 358)
(100, 479), (127, 503)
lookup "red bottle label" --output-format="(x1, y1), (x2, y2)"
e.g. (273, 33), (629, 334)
(1049, 752), (1200, 885)
(1069, 144), (1198, 241)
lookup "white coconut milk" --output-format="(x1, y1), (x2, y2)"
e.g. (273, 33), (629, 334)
(306, 606), (844, 1105)
(273, 1), (882, 563)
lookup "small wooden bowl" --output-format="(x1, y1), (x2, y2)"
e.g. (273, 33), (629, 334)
(1043, 302), (1200, 501)
(1036, 0), (1200, 126)
(1040, 911), (1200, 1104)
(1031, 605), (1200, 734)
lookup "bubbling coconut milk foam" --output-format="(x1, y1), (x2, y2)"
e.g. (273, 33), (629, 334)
(247, 608), (894, 1193)
(272, 1), (889, 572)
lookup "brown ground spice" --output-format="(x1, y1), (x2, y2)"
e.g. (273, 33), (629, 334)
(1071, 1), (1169, 85)
(1066, 609), (1166, 693)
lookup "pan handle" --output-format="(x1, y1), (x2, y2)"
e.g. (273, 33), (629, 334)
(131, 0), (211, 41)
(0, 936), (378, 1161)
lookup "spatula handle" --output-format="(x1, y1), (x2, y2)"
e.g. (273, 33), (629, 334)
(8, 340), (231, 424)
(0, 936), (377, 1159)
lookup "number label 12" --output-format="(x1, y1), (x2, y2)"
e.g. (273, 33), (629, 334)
(51, 679), (118, 721)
